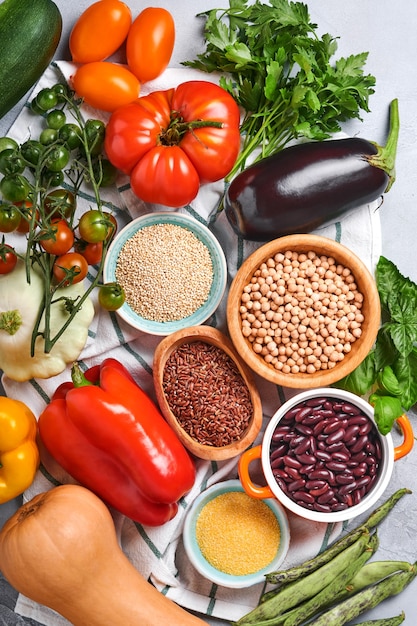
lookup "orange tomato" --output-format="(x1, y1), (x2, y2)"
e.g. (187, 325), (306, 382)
(69, 0), (132, 64)
(71, 62), (140, 112)
(126, 8), (175, 84)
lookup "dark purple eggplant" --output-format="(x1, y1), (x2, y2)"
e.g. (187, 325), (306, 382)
(224, 99), (399, 241)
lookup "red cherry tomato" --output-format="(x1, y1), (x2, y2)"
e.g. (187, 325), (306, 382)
(0, 244), (17, 274)
(126, 8), (175, 84)
(74, 239), (103, 266)
(40, 219), (75, 256)
(53, 252), (89, 286)
(69, 0), (132, 64)
(71, 62), (140, 112)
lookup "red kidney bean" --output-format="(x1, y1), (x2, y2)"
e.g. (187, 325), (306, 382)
(270, 444), (287, 461)
(293, 490), (315, 504)
(315, 450), (332, 462)
(294, 439), (311, 455)
(350, 435), (369, 453)
(331, 450), (350, 462)
(272, 426), (291, 441)
(283, 455), (302, 469)
(305, 480), (326, 490)
(326, 460), (348, 472)
(341, 402), (362, 415)
(285, 466), (302, 480)
(317, 489), (335, 504)
(310, 484), (330, 497)
(271, 456), (285, 469)
(359, 420), (373, 435)
(288, 478), (306, 491)
(290, 434), (307, 448)
(352, 462), (368, 477)
(327, 428), (346, 445)
(295, 423), (314, 436)
(269, 396), (382, 514)
(348, 415), (369, 426)
(335, 472), (355, 485)
(295, 406), (313, 422)
(313, 502), (333, 512)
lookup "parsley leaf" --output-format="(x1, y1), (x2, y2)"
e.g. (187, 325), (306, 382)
(183, 0), (376, 179)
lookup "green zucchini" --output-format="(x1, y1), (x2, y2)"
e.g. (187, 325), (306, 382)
(0, 0), (62, 119)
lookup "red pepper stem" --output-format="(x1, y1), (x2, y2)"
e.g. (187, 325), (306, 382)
(367, 98), (399, 193)
(71, 362), (93, 388)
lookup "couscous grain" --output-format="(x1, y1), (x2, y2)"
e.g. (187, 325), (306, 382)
(196, 491), (281, 576)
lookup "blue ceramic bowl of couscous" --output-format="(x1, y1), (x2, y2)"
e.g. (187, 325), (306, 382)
(183, 480), (290, 588)
(103, 212), (227, 335)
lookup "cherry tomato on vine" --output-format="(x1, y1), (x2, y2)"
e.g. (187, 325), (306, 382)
(78, 209), (112, 243)
(104, 212), (118, 241)
(40, 128), (58, 146)
(84, 119), (106, 156)
(98, 282), (126, 311)
(46, 109), (66, 130)
(32, 88), (59, 113)
(14, 201), (39, 234)
(44, 189), (76, 219)
(0, 149), (25, 175)
(92, 158), (118, 187)
(45, 145), (70, 172)
(41, 170), (65, 188)
(59, 123), (83, 151)
(0, 203), (21, 232)
(53, 251), (88, 286)
(0, 243), (17, 274)
(52, 83), (69, 103)
(70, 0), (132, 64)
(40, 219), (75, 256)
(0, 137), (19, 154)
(74, 239), (103, 265)
(71, 61), (140, 112)
(21, 140), (44, 166)
(126, 8), (175, 84)
(0, 174), (31, 203)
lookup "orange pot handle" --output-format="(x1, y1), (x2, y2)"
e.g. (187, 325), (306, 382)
(238, 445), (275, 499)
(394, 414), (414, 461)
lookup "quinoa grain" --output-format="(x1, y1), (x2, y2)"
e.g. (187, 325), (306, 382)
(115, 223), (213, 322)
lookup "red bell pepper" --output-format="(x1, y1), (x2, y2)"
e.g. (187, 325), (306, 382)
(38, 358), (196, 526)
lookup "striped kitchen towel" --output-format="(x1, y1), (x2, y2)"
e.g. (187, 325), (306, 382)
(1, 62), (382, 625)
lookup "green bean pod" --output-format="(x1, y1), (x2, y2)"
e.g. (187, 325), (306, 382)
(325, 560), (414, 607)
(265, 489), (411, 587)
(306, 564), (416, 626)
(354, 612), (405, 625)
(282, 533), (379, 626)
(234, 531), (372, 626)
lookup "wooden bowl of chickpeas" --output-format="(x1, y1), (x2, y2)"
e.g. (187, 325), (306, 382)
(226, 234), (381, 389)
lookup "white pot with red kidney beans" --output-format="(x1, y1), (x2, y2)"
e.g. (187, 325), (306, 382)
(238, 388), (414, 523)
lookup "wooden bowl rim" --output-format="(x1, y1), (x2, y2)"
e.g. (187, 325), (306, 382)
(227, 234), (381, 389)
(153, 325), (263, 460)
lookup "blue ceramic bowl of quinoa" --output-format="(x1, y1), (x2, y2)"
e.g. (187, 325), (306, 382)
(183, 480), (290, 588)
(103, 212), (227, 335)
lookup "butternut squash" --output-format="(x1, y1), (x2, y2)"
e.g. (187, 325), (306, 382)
(0, 484), (206, 626)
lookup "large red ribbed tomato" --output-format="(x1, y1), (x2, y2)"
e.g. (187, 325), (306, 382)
(104, 81), (241, 207)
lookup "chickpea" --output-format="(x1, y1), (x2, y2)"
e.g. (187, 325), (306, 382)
(239, 249), (364, 375)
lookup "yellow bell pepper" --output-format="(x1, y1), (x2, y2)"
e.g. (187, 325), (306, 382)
(0, 396), (40, 504)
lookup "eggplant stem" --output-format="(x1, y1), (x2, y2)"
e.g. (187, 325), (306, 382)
(367, 98), (399, 192)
